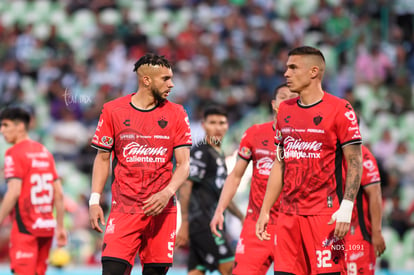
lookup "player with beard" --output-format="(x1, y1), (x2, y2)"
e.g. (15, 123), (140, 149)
(210, 84), (298, 275)
(176, 106), (244, 275)
(256, 46), (363, 274)
(89, 53), (192, 275)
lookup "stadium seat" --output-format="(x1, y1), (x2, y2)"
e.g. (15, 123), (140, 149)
(99, 9), (122, 26)
(8, 0), (28, 25)
(117, 0), (134, 9)
(71, 9), (97, 35)
(353, 84), (380, 123)
(49, 7), (68, 27)
(369, 112), (397, 144)
(398, 112), (414, 140)
(293, 0), (319, 17)
(274, 0), (293, 18)
(29, 0), (52, 23)
(32, 23), (51, 40)
(400, 185), (414, 210)
(402, 228), (414, 259)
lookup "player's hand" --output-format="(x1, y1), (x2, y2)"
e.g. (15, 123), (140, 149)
(256, 212), (270, 241)
(210, 212), (224, 237)
(329, 221), (350, 239)
(176, 220), (189, 248)
(56, 227), (68, 247)
(143, 187), (174, 216)
(372, 231), (386, 257)
(328, 199), (353, 239)
(89, 204), (105, 233)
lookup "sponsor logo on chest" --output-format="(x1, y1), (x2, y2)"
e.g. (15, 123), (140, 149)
(123, 142), (168, 163)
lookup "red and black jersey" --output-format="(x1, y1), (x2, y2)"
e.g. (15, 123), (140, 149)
(92, 94), (192, 214)
(4, 139), (58, 237)
(275, 92), (362, 215)
(238, 121), (279, 224)
(345, 145), (381, 240)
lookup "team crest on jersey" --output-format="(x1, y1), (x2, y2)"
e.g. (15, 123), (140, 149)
(284, 115), (291, 123)
(313, 115), (323, 125)
(101, 136), (113, 146)
(158, 117), (168, 129)
(239, 146), (251, 158)
(106, 218), (115, 234)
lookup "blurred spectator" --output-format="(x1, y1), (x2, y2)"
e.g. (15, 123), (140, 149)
(372, 129), (397, 164)
(355, 43), (393, 87)
(51, 108), (89, 161)
(324, 5), (352, 45)
(388, 194), (412, 240)
(384, 141), (414, 186)
(0, 59), (21, 106)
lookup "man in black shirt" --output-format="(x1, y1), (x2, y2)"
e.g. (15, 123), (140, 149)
(176, 106), (244, 275)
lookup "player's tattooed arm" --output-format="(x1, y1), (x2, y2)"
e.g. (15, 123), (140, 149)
(342, 144), (362, 202)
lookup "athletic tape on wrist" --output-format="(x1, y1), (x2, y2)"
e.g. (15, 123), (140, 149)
(89, 192), (101, 206)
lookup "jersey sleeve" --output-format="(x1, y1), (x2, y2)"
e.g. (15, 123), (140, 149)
(174, 106), (192, 149)
(91, 103), (114, 152)
(275, 107), (284, 147)
(361, 148), (381, 187)
(335, 100), (362, 147)
(238, 128), (253, 161)
(188, 147), (208, 183)
(4, 150), (23, 180)
(48, 152), (59, 181)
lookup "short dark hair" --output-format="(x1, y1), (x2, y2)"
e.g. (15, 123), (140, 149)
(203, 105), (228, 120)
(273, 83), (288, 98)
(133, 53), (172, 72)
(0, 106), (31, 129)
(288, 46), (325, 63)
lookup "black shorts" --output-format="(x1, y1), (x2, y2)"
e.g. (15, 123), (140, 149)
(188, 228), (234, 272)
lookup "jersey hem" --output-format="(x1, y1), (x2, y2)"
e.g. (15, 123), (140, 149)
(174, 144), (192, 149)
(91, 143), (112, 152)
(362, 181), (380, 188)
(5, 177), (22, 182)
(341, 139), (362, 147)
(237, 153), (251, 161)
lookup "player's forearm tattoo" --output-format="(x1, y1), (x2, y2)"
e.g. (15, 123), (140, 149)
(343, 145), (362, 201)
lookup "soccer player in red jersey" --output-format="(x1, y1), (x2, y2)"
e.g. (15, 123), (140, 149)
(89, 53), (192, 275)
(344, 145), (386, 275)
(0, 106), (67, 275)
(210, 84), (298, 275)
(256, 46), (363, 275)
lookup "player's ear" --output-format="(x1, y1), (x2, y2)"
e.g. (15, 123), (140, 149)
(310, 66), (319, 79)
(142, 75), (151, 87)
